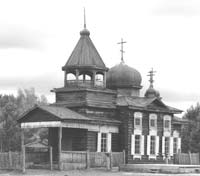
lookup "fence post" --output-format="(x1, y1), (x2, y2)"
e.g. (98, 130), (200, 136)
(188, 151), (192, 165)
(110, 152), (112, 170)
(21, 128), (25, 174)
(8, 151), (12, 169)
(49, 146), (53, 171)
(177, 149), (181, 164)
(106, 153), (111, 170)
(22, 145), (25, 173)
(123, 150), (126, 164)
(86, 150), (90, 169)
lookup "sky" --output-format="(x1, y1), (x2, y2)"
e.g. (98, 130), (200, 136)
(0, 0), (200, 116)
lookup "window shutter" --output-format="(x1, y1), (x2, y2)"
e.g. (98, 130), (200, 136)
(170, 137), (174, 156)
(141, 135), (144, 155)
(97, 132), (101, 152)
(147, 135), (150, 156)
(131, 134), (135, 155)
(177, 137), (181, 152)
(107, 133), (112, 152)
(156, 136), (159, 156)
(162, 136), (165, 156)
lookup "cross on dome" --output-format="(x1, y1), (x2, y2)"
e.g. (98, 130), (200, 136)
(117, 38), (127, 63)
(147, 68), (156, 88)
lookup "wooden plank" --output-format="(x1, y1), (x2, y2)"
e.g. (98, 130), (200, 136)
(58, 127), (62, 170)
(49, 147), (53, 170)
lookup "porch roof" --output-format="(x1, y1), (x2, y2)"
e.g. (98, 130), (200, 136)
(18, 105), (120, 126)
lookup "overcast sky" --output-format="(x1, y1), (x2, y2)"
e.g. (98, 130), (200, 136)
(0, 0), (200, 116)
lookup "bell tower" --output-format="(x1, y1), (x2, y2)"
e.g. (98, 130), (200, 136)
(52, 10), (116, 109)
(62, 9), (108, 89)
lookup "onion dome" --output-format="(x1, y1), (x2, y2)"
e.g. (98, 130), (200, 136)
(145, 87), (160, 98)
(145, 68), (161, 99)
(106, 61), (142, 89)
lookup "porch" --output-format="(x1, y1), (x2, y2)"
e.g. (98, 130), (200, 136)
(18, 105), (121, 172)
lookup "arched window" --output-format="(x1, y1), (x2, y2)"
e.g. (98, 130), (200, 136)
(66, 73), (76, 80)
(95, 72), (104, 86)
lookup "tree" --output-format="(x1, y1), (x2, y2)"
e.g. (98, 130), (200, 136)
(182, 103), (200, 153)
(0, 88), (48, 151)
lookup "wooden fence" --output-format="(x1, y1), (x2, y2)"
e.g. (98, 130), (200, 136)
(0, 150), (125, 171)
(174, 152), (200, 165)
(26, 151), (49, 164)
(61, 151), (125, 168)
(0, 151), (21, 170)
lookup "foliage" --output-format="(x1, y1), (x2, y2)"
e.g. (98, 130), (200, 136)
(182, 103), (200, 153)
(0, 88), (48, 151)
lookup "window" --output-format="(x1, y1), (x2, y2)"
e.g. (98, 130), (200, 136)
(149, 114), (157, 129)
(150, 136), (156, 155)
(150, 119), (156, 127)
(134, 112), (142, 129)
(101, 133), (107, 152)
(164, 120), (170, 129)
(135, 135), (141, 154)
(135, 118), (141, 126)
(165, 137), (170, 156)
(173, 138), (178, 154)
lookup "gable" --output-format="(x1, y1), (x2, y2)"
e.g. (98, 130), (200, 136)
(147, 99), (168, 110)
(18, 107), (61, 123)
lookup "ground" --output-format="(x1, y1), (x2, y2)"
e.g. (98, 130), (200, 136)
(0, 168), (200, 176)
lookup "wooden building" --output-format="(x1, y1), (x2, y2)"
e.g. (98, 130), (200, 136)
(18, 20), (184, 165)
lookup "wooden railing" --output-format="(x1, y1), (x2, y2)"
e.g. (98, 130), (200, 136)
(66, 80), (104, 88)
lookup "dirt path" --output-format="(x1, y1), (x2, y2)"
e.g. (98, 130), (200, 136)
(0, 168), (200, 176)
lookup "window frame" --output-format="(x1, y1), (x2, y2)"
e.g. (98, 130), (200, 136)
(164, 137), (170, 156)
(134, 112), (142, 129)
(101, 133), (107, 152)
(173, 137), (178, 154)
(135, 135), (141, 154)
(149, 114), (157, 130)
(150, 136), (156, 155)
(163, 115), (171, 132)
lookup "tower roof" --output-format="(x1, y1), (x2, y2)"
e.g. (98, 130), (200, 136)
(62, 10), (108, 72)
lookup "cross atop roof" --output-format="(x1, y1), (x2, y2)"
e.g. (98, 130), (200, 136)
(147, 68), (156, 88)
(117, 38), (127, 63)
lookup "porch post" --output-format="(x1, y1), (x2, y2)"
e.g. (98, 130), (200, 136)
(58, 127), (62, 170)
(21, 128), (25, 173)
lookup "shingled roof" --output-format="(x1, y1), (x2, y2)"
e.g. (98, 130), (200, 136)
(62, 28), (108, 71)
(18, 105), (120, 125)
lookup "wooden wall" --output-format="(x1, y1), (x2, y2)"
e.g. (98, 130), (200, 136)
(117, 108), (180, 164)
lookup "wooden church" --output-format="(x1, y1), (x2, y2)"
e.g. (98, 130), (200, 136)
(18, 16), (184, 164)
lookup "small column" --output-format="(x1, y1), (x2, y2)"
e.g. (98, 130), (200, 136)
(93, 71), (96, 87)
(64, 71), (67, 87)
(58, 127), (62, 171)
(103, 71), (107, 88)
(83, 74), (86, 82)
(75, 69), (79, 84)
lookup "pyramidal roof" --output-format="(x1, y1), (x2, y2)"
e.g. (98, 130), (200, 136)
(62, 26), (108, 71)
